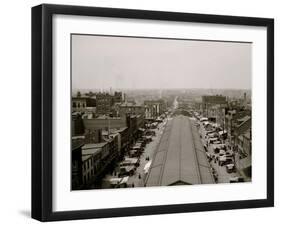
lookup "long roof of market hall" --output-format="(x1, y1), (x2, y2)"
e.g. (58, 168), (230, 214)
(145, 115), (214, 186)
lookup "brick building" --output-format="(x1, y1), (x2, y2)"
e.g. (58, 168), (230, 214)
(201, 95), (227, 126)
(96, 93), (113, 115)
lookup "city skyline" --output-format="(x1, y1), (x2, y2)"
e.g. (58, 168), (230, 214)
(72, 35), (252, 91)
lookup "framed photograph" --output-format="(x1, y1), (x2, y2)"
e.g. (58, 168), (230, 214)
(32, 4), (274, 221)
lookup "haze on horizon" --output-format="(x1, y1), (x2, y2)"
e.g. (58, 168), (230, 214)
(72, 35), (252, 91)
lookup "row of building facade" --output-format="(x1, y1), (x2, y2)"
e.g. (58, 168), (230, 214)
(72, 91), (167, 119)
(71, 91), (168, 189)
(179, 93), (252, 178)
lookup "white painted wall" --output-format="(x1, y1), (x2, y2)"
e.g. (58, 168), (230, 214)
(0, 0), (279, 225)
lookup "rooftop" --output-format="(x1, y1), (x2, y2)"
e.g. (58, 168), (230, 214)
(82, 147), (102, 156)
(82, 142), (107, 149)
(237, 115), (251, 123)
(72, 139), (85, 151)
(115, 127), (128, 133)
(244, 130), (251, 139)
(96, 115), (121, 119)
(120, 103), (143, 107)
(146, 115), (213, 186)
(82, 154), (92, 162)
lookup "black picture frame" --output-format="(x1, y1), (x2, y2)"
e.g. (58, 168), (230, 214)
(32, 4), (274, 222)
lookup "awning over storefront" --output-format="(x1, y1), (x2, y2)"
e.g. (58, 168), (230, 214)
(143, 161), (152, 174)
(108, 178), (121, 185)
(120, 176), (129, 184)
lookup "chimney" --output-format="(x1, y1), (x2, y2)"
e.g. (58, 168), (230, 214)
(244, 92), (247, 108)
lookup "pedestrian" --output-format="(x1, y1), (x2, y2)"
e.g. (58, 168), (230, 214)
(139, 174), (141, 179)
(214, 175), (218, 183)
(132, 183), (134, 188)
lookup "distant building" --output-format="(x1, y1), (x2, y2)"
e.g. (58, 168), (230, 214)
(72, 97), (87, 112)
(118, 102), (145, 117)
(144, 100), (166, 119)
(72, 97), (96, 112)
(202, 95), (227, 126)
(114, 91), (123, 103)
(96, 93), (113, 115)
(202, 95), (227, 105)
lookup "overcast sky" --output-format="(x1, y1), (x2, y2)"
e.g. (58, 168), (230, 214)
(72, 34), (251, 91)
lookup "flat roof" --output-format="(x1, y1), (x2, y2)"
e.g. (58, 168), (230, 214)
(82, 142), (107, 156)
(237, 115), (251, 123)
(115, 127), (128, 132)
(96, 115), (121, 119)
(82, 147), (102, 156)
(82, 154), (92, 162)
(72, 139), (84, 151)
(146, 115), (213, 186)
(82, 142), (107, 149)
(120, 103), (143, 107)
(244, 130), (251, 139)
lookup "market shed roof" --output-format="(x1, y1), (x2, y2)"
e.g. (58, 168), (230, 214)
(146, 115), (213, 186)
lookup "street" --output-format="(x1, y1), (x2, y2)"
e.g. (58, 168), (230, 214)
(199, 123), (239, 183)
(127, 120), (167, 187)
(101, 118), (168, 188)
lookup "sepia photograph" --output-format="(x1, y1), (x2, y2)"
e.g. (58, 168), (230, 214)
(31, 4), (274, 221)
(71, 34), (252, 190)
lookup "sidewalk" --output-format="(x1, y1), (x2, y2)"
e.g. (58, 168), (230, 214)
(127, 119), (167, 187)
